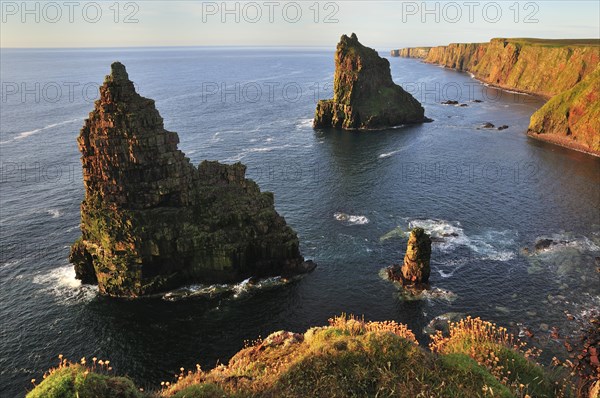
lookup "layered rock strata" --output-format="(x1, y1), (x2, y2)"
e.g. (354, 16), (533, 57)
(314, 33), (427, 130)
(387, 227), (432, 287)
(70, 62), (315, 297)
(392, 38), (600, 155)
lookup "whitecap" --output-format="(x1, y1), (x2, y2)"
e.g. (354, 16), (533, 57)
(296, 118), (313, 129)
(66, 225), (80, 232)
(13, 118), (83, 141)
(378, 150), (402, 159)
(223, 144), (295, 162)
(32, 264), (96, 303)
(162, 275), (294, 302)
(47, 209), (62, 218)
(398, 287), (458, 302)
(334, 212), (369, 225)
(0, 259), (23, 269)
(408, 219), (516, 261)
(530, 233), (600, 255)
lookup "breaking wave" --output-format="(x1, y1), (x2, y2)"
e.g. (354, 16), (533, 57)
(47, 209), (62, 218)
(162, 276), (295, 302)
(334, 212), (369, 225)
(32, 265), (96, 303)
(223, 144), (295, 162)
(10, 118), (83, 142)
(408, 219), (516, 261)
(378, 150), (403, 159)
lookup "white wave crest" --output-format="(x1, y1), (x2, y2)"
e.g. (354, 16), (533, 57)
(296, 118), (313, 129)
(378, 150), (402, 159)
(223, 144), (295, 162)
(32, 265), (96, 303)
(12, 118), (83, 142)
(334, 212), (369, 225)
(47, 209), (62, 218)
(162, 276), (293, 302)
(408, 219), (516, 261)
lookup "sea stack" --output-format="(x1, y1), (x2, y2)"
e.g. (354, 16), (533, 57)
(313, 33), (427, 130)
(69, 62), (315, 297)
(387, 227), (432, 287)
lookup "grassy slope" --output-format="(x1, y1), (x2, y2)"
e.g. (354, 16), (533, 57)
(528, 66), (600, 155)
(28, 316), (570, 398)
(26, 364), (142, 398)
(393, 38), (600, 156)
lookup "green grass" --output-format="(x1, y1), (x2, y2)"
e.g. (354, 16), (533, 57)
(28, 316), (572, 398)
(170, 383), (230, 398)
(26, 364), (142, 398)
(495, 38), (600, 47)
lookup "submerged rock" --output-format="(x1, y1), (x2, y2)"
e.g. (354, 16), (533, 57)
(70, 62), (315, 297)
(497, 125), (509, 130)
(482, 122), (495, 128)
(387, 227), (432, 287)
(441, 100), (459, 105)
(424, 312), (466, 336)
(313, 33), (427, 130)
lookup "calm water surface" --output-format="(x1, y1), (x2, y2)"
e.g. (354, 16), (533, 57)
(1, 48), (599, 396)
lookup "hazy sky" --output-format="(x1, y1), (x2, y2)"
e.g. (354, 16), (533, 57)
(1, 1), (599, 48)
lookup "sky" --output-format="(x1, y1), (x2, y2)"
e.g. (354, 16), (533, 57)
(1, 1), (599, 49)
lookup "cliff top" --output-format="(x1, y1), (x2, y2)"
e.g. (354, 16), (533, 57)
(28, 315), (570, 397)
(397, 38), (599, 50)
(492, 37), (600, 47)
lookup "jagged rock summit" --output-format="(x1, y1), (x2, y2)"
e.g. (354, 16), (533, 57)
(69, 62), (315, 297)
(313, 33), (427, 130)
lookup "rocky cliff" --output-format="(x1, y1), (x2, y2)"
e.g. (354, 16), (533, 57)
(528, 66), (600, 155)
(392, 38), (600, 155)
(393, 38), (599, 98)
(314, 33), (426, 130)
(391, 47), (431, 59)
(69, 62), (314, 297)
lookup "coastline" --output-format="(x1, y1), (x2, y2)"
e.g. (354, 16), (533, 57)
(392, 39), (600, 156)
(527, 130), (600, 157)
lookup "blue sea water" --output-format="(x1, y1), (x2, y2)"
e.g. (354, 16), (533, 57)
(1, 47), (599, 396)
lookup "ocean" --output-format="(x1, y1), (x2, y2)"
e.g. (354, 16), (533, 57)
(1, 47), (599, 396)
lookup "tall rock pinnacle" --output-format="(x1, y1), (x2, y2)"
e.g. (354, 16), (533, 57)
(70, 62), (315, 297)
(314, 33), (427, 129)
(386, 227), (432, 288)
(401, 227), (432, 284)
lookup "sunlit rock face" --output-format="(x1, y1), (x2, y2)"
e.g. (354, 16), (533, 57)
(314, 33), (426, 130)
(70, 62), (315, 297)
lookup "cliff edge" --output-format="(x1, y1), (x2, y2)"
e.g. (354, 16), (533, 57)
(392, 38), (599, 98)
(528, 66), (600, 155)
(392, 38), (600, 155)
